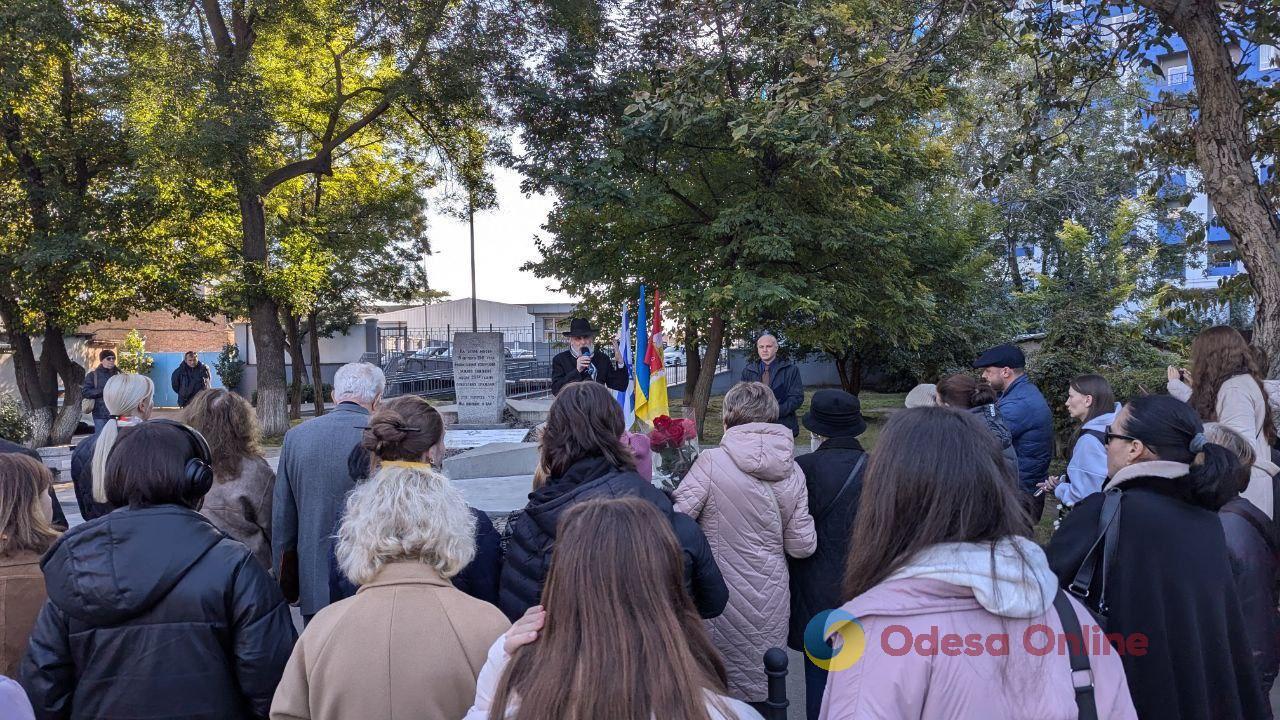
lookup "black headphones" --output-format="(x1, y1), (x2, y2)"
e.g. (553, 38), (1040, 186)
(148, 419), (215, 499)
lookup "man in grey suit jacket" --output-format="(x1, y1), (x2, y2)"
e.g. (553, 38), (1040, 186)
(272, 362), (384, 622)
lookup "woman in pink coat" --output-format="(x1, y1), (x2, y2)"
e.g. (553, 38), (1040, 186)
(675, 381), (817, 707)
(820, 406), (1136, 720)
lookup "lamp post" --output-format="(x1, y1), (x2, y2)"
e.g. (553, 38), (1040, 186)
(469, 197), (478, 333)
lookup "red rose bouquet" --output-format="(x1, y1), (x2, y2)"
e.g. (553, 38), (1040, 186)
(647, 415), (699, 490)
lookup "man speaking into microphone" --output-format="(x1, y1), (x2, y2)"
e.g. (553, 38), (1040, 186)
(550, 318), (630, 395)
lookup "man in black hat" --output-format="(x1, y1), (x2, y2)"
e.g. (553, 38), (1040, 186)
(550, 318), (630, 395)
(787, 389), (868, 720)
(82, 349), (120, 433)
(973, 342), (1054, 520)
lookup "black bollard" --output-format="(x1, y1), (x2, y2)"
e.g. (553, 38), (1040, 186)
(763, 647), (789, 720)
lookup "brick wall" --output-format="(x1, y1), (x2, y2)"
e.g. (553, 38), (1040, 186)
(80, 311), (235, 353)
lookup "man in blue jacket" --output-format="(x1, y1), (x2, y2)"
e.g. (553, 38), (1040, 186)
(741, 333), (804, 436)
(974, 343), (1054, 521)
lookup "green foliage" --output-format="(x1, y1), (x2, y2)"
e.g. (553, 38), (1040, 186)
(215, 344), (245, 392)
(0, 398), (32, 444)
(116, 330), (154, 376)
(1027, 210), (1181, 441)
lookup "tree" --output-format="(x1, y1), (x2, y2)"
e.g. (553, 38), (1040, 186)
(116, 330), (155, 376)
(154, 0), (506, 435)
(1011, 1), (1280, 372)
(0, 0), (218, 445)
(516, 0), (1000, 437)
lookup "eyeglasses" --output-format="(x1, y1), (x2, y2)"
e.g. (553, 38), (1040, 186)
(1103, 425), (1137, 445)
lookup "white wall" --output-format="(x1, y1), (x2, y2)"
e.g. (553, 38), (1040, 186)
(233, 323), (367, 367)
(0, 336), (99, 401)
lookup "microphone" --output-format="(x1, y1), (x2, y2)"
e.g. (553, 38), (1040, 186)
(581, 347), (591, 357)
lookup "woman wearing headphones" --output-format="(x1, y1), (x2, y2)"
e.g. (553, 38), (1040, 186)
(20, 421), (297, 719)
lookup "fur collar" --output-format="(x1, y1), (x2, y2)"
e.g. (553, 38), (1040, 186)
(1105, 460), (1190, 490)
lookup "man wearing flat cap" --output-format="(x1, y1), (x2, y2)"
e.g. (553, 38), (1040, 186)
(550, 318), (630, 395)
(973, 343), (1054, 520)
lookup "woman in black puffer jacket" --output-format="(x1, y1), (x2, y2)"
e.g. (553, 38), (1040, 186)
(936, 374), (1020, 476)
(20, 421), (296, 720)
(499, 381), (727, 622)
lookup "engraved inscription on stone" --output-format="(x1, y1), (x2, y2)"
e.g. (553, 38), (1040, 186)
(453, 332), (505, 425)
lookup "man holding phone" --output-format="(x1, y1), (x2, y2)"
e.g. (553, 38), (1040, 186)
(550, 318), (630, 395)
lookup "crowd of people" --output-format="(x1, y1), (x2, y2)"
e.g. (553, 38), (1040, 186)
(0, 323), (1274, 719)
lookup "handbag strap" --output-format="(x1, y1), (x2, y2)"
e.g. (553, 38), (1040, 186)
(1221, 502), (1280, 556)
(1067, 489), (1122, 614)
(1052, 590), (1099, 720)
(818, 455), (868, 519)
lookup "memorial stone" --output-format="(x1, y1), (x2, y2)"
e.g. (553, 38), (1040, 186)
(452, 332), (506, 425)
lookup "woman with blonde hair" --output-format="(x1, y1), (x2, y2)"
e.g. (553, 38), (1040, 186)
(181, 388), (275, 571)
(1169, 325), (1277, 518)
(69, 373), (153, 520)
(0, 454), (59, 675)
(674, 381), (815, 709)
(270, 462), (510, 720)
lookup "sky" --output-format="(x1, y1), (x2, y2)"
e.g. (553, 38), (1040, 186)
(423, 163), (573, 306)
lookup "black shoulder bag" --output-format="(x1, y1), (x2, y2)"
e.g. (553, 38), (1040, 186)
(1053, 589), (1099, 720)
(816, 455), (867, 520)
(1066, 489), (1122, 626)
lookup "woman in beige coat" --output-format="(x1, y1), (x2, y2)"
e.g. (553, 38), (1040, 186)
(1168, 325), (1277, 518)
(0, 454), (59, 676)
(674, 381), (816, 707)
(270, 462), (509, 720)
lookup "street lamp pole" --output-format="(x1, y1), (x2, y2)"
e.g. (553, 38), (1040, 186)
(469, 197), (478, 333)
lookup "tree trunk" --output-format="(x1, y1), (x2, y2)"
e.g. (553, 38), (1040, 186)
(690, 314), (726, 441)
(4, 326), (51, 447)
(832, 350), (863, 394)
(1161, 5), (1280, 375)
(683, 323), (701, 411)
(1006, 234), (1024, 291)
(283, 308), (306, 420)
(239, 191), (290, 437)
(41, 323), (85, 445)
(307, 311), (326, 416)
(0, 316), (84, 447)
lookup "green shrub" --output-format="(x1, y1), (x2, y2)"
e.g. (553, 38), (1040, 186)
(0, 398), (32, 444)
(117, 329), (154, 376)
(215, 344), (245, 391)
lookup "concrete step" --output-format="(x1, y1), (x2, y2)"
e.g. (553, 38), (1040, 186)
(443, 441), (538, 481)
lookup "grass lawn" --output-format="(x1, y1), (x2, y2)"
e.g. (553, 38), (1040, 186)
(677, 389), (906, 448)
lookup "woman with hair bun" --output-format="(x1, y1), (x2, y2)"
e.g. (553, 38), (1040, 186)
(329, 395), (501, 606)
(1048, 394), (1267, 720)
(935, 373), (1019, 474)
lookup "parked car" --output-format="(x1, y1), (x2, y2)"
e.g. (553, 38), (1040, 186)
(663, 347), (685, 366)
(509, 348), (536, 360)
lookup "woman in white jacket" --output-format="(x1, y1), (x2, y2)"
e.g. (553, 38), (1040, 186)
(1040, 374), (1118, 506)
(465, 497), (761, 720)
(1168, 325), (1277, 518)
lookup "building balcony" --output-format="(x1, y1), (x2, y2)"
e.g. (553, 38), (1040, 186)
(1207, 263), (1239, 277)
(1207, 222), (1230, 244)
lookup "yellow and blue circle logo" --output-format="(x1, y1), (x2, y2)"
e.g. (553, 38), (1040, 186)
(804, 609), (866, 672)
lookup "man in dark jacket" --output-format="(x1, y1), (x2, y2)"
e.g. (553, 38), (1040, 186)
(81, 350), (119, 432)
(741, 334), (804, 436)
(550, 318), (630, 395)
(974, 343), (1053, 519)
(1219, 477), (1280, 695)
(787, 389), (868, 720)
(498, 455), (727, 622)
(0, 438), (67, 530)
(171, 351), (212, 407)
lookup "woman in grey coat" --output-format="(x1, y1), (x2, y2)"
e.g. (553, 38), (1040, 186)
(181, 388), (274, 572)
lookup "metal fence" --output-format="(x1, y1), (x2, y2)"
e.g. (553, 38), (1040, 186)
(378, 325), (727, 402)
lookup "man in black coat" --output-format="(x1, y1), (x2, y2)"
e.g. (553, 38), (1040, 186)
(81, 349), (119, 432)
(171, 351), (212, 407)
(786, 389), (868, 720)
(550, 318), (630, 396)
(741, 333), (804, 436)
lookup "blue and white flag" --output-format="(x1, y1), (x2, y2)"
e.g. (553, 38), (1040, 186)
(615, 302), (636, 429)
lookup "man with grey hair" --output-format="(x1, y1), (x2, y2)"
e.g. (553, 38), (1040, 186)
(741, 333), (804, 437)
(272, 362), (384, 623)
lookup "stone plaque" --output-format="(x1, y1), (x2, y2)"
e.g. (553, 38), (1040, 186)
(453, 332), (506, 425)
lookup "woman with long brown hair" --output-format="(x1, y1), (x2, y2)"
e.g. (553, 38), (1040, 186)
(0, 454), (59, 676)
(468, 497), (760, 720)
(498, 381), (725, 622)
(1168, 325), (1277, 518)
(181, 388), (275, 571)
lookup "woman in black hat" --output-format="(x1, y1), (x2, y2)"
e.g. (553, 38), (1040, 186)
(786, 388), (868, 720)
(550, 318), (630, 395)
